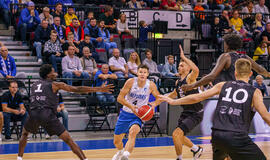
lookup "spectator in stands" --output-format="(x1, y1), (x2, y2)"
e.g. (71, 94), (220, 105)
(127, 51), (141, 76)
(241, 1), (255, 15)
(252, 13), (265, 39)
(48, 0), (73, 6)
(223, 0), (232, 10)
(128, 0), (142, 8)
(211, 16), (223, 57)
(62, 32), (80, 56)
(51, 3), (66, 27)
(175, 0), (183, 11)
(109, 48), (134, 78)
(253, 41), (268, 61)
(117, 13), (131, 36)
(83, 12), (94, 29)
(0, 0), (18, 28)
(39, 7), (53, 25)
(138, 20), (152, 48)
(79, 35), (98, 61)
(220, 10), (232, 33)
(194, 0), (205, 20)
(143, 49), (161, 77)
(84, 18), (103, 48)
(193, 0), (209, 9)
(0, 46), (26, 79)
(99, 5), (116, 33)
(261, 22), (270, 52)
(18, 1), (40, 45)
(254, 0), (269, 17)
(94, 64), (117, 103)
(216, 0), (225, 10)
(44, 30), (64, 73)
(162, 55), (179, 77)
(160, 0), (178, 10)
(2, 81), (28, 140)
(115, 0), (129, 8)
(254, 75), (268, 96)
(182, 0), (192, 11)
(98, 20), (117, 51)
(80, 46), (98, 78)
(64, 6), (79, 26)
(51, 16), (66, 44)
(66, 18), (84, 43)
(230, 10), (247, 37)
(207, 0), (218, 10)
(33, 19), (51, 64)
(62, 45), (90, 85)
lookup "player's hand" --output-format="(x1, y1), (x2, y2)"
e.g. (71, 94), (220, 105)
(13, 110), (20, 115)
(181, 84), (194, 92)
(57, 107), (62, 113)
(157, 95), (175, 105)
(100, 82), (114, 93)
(20, 109), (26, 115)
(179, 44), (185, 59)
(131, 105), (138, 116)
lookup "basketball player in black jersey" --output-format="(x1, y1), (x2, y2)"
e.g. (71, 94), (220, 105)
(160, 58), (270, 160)
(182, 34), (270, 92)
(166, 45), (203, 160)
(17, 64), (114, 160)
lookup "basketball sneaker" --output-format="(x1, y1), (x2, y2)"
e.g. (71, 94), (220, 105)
(112, 150), (123, 160)
(191, 146), (203, 159)
(121, 155), (128, 160)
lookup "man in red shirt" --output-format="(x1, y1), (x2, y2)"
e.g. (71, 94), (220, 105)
(66, 18), (84, 45)
(160, 0), (178, 10)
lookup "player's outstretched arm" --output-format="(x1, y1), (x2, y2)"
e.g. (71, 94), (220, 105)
(182, 53), (229, 91)
(253, 89), (270, 126)
(159, 82), (225, 105)
(246, 56), (270, 78)
(52, 82), (114, 93)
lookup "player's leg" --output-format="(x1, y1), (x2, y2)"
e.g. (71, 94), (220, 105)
(18, 128), (30, 159)
(0, 112), (3, 141)
(112, 133), (126, 160)
(172, 127), (184, 159)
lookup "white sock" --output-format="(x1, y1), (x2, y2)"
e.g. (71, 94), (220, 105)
(191, 145), (199, 152)
(123, 151), (130, 157)
(17, 157), (23, 160)
(83, 159), (88, 160)
(178, 155), (182, 160)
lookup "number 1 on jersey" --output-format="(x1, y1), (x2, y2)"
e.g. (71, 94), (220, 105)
(35, 84), (43, 93)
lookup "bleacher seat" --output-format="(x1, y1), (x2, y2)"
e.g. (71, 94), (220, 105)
(123, 48), (135, 62)
(95, 48), (108, 63)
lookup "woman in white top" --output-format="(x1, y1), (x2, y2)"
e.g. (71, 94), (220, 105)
(117, 13), (131, 35)
(127, 51), (141, 76)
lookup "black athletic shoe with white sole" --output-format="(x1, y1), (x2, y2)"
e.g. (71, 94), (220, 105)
(191, 146), (203, 159)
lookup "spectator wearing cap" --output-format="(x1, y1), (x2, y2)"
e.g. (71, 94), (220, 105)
(39, 7), (53, 25)
(0, 0), (18, 28)
(51, 3), (66, 27)
(66, 18), (84, 44)
(64, 6), (79, 26)
(18, 1), (41, 45)
(98, 5), (116, 33)
(128, 0), (142, 8)
(51, 16), (66, 44)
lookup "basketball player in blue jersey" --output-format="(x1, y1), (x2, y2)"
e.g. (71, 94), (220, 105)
(164, 44), (203, 160)
(160, 58), (270, 160)
(112, 64), (161, 160)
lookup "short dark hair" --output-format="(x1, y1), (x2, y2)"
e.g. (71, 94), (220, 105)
(90, 18), (96, 22)
(9, 81), (18, 87)
(84, 34), (90, 38)
(223, 34), (243, 50)
(39, 64), (53, 79)
(145, 49), (152, 55)
(55, 3), (62, 7)
(104, 5), (112, 12)
(72, 18), (78, 22)
(138, 64), (149, 71)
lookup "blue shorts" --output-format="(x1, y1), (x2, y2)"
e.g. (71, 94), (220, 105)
(114, 110), (142, 135)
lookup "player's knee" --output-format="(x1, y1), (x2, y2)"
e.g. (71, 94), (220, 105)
(129, 127), (140, 137)
(173, 128), (184, 138)
(113, 139), (122, 147)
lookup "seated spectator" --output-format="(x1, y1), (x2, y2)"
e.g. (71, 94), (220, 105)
(261, 22), (270, 53)
(64, 6), (79, 26)
(33, 19), (51, 64)
(160, 0), (178, 10)
(66, 18), (84, 44)
(117, 13), (131, 36)
(79, 35), (98, 61)
(62, 45), (90, 85)
(83, 11), (94, 29)
(48, 0), (73, 6)
(241, 1), (255, 16)
(128, 0), (142, 8)
(51, 3), (66, 27)
(44, 30), (64, 73)
(252, 13), (265, 39)
(216, 0), (225, 10)
(194, 0), (205, 20)
(223, 0), (232, 10)
(62, 32), (80, 56)
(109, 48), (134, 78)
(253, 41), (268, 61)
(182, 0), (192, 11)
(220, 10), (232, 33)
(138, 20), (152, 48)
(143, 49), (161, 77)
(175, 0), (183, 11)
(230, 10), (244, 32)
(80, 47), (98, 78)
(162, 55), (179, 77)
(2, 81), (28, 140)
(18, 1), (40, 45)
(51, 16), (66, 44)
(254, 75), (268, 96)
(115, 0), (129, 8)
(94, 64), (117, 103)
(254, 0), (269, 17)
(211, 16), (223, 57)
(0, 0), (18, 28)
(39, 7), (53, 25)
(0, 46), (26, 80)
(98, 20), (117, 51)
(140, 0), (148, 8)
(127, 51), (141, 76)
(98, 5), (116, 33)
(193, 0), (209, 9)
(84, 18), (103, 48)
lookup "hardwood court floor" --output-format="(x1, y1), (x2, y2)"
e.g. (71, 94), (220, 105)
(0, 142), (269, 160)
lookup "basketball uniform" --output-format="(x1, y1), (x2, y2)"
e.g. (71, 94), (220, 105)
(24, 80), (66, 136)
(175, 76), (204, 135)
(114, 78), (151, 135)
(211, 80), (266, 160)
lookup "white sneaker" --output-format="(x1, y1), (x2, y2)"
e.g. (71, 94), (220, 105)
(0, 136), (2, 142)
(191, 146), (203, 160)
(121, 155), (129, 160)
(45, 134), (51, 139)
(112, 150), (123, 160)
(37, 59), (43, 65)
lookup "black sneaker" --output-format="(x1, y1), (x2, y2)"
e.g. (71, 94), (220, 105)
(191, 146), (203, 159)
(5, 136), (13, 141)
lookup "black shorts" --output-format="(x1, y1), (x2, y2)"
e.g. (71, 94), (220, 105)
(211, 130), (266, 160)
(177, 111), (203, 135)
(24, 108), (66, 136)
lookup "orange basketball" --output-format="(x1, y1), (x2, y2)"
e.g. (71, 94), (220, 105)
(138, 105), (154, 121)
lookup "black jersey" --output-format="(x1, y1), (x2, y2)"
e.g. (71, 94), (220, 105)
(213, 80), (256, 133)
(176, 76), (203, 112)
(30, 80), (59, 111)
(214, 52), (248, 84)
